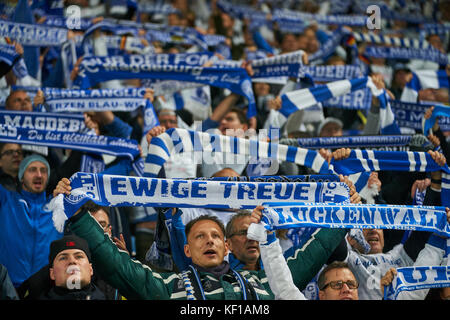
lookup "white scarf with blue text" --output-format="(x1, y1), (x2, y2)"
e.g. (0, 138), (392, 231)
(247, 203), (449, 243)
(383, 266), (450, 300)
(49, 172), (350, 232)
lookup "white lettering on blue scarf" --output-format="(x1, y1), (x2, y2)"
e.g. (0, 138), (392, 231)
(0, 19), (68, 46)
(384, 266), (450, 300)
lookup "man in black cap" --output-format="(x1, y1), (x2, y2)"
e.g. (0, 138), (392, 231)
(38, 235), (105, 300)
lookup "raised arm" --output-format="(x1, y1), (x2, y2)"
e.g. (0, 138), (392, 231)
(53, 178), (176, 300)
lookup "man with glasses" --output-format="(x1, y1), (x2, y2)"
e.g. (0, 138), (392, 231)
(84, 201), (129, 254)
(0, 143), (23, 191)
(318, 261), (359, 300)
(225, 210), (262, 271)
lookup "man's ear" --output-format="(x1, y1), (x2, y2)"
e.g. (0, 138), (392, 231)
(225, 239), (231, 253)
(224, 239), (230, 256)
(184, 244), (191, 258)
(89, 263), (93, 277)
(49, 267), (55, 281)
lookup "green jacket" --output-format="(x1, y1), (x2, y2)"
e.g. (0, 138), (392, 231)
(68, 210), (347, 300)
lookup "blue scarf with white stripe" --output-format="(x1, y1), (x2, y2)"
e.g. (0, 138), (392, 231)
(143, 128), (332, 177)
(389, 100), (450, 132)
(330, 149), (450, 175)
(294, 135), (412, 150)
(401, 70), (450, 103)
(304, 65), (363, 82)
(352, 32), (430, 49)
(73, 54), (257, 118)
(280, 76), (370, 117)
(422, 105), (450, 134)
(0, 19), (68, 46)
(42, 87), (159, 133)
(364, 46), (448, 66)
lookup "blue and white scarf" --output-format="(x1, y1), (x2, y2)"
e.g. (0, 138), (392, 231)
(330, 149), (450, 176)
(42, 87), (159, 132)
(422, 104), (450, 134)
(81, 19), (140, 46)
(280, 76), (370, 118)
(281, 76), (400, 134)
(49, 172), (350, 232)
(321, 88), (372, 110)
(137, 2), (178, 15)
(73, 54), (257, 118)
(364, 46), (448, 66)
(0, 43), (28, 78)
(145, 26), (209, 51)
(352, 32), (430, 49)
(191, 174), (340, 183)
(213, 50), (306, 81)
(0, 43), (20, 67)
(281, 136), (413, 202)
(0, 19), (68, 46)
(294, 135), (412, 150)
(0, 110), (86, 132)
(389, 100), (450, 132)
(0, 124), (140, 161)
(308, 27), (350, 63)
(43, 87), (148, 112)
(39, 14), (93, 31)
(60, 39), (78, 88)
(401, 70), (450, 103)
(247, 203), (450, 244)
(249, 50), (305, 80)
(272, 8), (368, 27)
(384, 266), (450, 300)
(331, 147), (450, 208)
(144, 128), (332, 177)
(304, 65), (363, 82)
(376, 88), (402, 135)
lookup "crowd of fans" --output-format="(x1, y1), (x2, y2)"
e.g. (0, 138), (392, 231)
(0, 0), (449, 301)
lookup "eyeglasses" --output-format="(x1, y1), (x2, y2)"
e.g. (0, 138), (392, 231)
(228, 229), (247, 238)
(98, 221), (111, 230)
(320, 280), (359, 290)
(1, 149), (23, 157)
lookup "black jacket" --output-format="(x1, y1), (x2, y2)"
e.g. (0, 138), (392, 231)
(0, 169), (19, 192)
(38, 283), (106, 300)
(17, 264), (122, 300)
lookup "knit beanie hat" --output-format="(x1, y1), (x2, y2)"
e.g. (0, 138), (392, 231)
(49, 235), (91, 266)
(18, 154), (50, 181)
(408, 134), (434, 152)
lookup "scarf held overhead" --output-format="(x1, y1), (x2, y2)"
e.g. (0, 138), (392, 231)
(49, 172), (350, 232)
(73, 53), (257, 118)
(144, 128), (332, 177)
(247, 203), (449, 244)
(384, 266), (450, 300)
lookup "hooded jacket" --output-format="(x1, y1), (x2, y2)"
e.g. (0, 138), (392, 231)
(0, 184), (63, 287)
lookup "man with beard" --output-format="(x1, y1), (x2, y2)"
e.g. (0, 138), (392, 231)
(0, 154), (63, 288)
